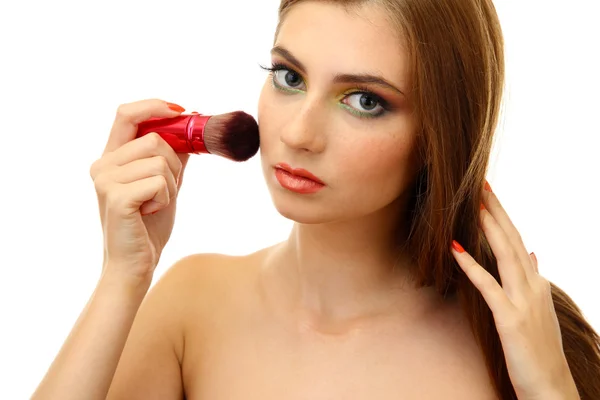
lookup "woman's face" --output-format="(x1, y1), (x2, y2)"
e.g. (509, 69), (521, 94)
(258, 1), (419, 224)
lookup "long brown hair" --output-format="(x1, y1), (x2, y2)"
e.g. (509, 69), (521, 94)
(275, 1), (600, 398)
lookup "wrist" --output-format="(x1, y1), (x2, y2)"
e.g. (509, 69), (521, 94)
(538, 368), (580, 400)
(101, 253), (157, 283)
(99, 266), (153, 298)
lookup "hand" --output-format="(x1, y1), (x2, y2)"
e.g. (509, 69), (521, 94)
(450, 182), (580, 400)
(89, 99), (190, 282)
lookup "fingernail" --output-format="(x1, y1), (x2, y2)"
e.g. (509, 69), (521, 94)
(480, 202), (486, 210)
(451, 240), (465, 253)
(484, 180), (492, 192)
(530, 252), (537, 262)
(166, 102), (185, 112)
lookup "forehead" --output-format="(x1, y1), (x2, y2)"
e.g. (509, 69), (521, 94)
(276, 2), (407, 83)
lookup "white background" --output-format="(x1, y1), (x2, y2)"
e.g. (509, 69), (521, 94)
(0, 1), (598, 398)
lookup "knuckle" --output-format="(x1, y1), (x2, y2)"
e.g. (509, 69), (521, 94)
(115, 103), (133, 120)
(479, 273), (497, 292)
(89, 159), (101, 179)
(90, 154), (113, 179)
(159, 174), (169, 188)
(156, 156), (170, 173)
(464, 260), (479, 272)
(157, 176), (170, 204)
(533, 276), (551, 294)
(144, 132), (162, 149)
(94, 173), (113, 198)
(93, 172), (110, 195)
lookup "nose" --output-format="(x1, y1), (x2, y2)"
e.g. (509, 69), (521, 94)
(279, 98), (326, 154)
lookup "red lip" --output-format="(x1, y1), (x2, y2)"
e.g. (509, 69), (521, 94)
(274, 163), (325, 185)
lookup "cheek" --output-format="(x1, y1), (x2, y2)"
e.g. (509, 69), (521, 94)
(257, 82), (278, 151)
(337, 135), (417, 193)
(257, 81), (271, 128)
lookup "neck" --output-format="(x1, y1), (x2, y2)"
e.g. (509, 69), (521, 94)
(262, 197), (440, 331)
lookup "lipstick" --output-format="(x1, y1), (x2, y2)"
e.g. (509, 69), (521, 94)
(274, 163), (325, 194)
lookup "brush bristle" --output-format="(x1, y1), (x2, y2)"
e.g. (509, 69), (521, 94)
(203, 111), (260, 161)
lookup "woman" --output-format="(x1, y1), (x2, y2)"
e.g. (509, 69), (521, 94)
(31, 0), (600, 399)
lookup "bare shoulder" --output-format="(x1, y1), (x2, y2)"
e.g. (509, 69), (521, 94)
(155, 251), (500, 400)
(159, 249), (265, 299)
(420, 299), (500, 399)
(155, 248), (269, 326)
(105, 251), (264, 400)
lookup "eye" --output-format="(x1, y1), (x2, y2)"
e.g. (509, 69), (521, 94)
(343, 92), (386, 117)
(273, 67), (306, 90)
(259, 63), (391, 119)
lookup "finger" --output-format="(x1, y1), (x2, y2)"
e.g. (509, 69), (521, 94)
(112, 156), (178, 200)
(530, 252), (538, 273)
(479, 206), (530, 300)
(482, 182), (537, 282)
(451, 240), (514, 316)
(108, 132), (183, 181)
(106, 175), (170, 216)
(103, 99), (185, 154)
(176, 153), (190, 190)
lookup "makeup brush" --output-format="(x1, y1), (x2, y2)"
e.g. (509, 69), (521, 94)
(136, 111), (260, 162)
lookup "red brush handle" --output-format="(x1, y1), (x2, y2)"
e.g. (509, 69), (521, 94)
(136, 112), (212, 154)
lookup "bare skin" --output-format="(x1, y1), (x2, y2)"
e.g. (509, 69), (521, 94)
(33, 3), (501, 400)
(106, 249), (498, 400)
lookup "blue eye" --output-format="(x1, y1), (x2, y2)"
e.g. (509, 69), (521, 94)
(273, 68), (305, 90)
(259, 63), (306, 92)
(343, 92), (386, 117)
(259, 63), (390, 119)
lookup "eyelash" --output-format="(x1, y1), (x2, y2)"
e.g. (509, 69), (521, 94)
(259, 62), (391, 119)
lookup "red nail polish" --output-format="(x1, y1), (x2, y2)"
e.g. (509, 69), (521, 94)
(452, 240), (465, 253)
(166, 102), (185, 112)
(484, 181), (492, 192)
(480, 202), (486, 210)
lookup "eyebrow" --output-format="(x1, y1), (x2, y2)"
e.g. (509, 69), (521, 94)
(270, 45), (405, 97)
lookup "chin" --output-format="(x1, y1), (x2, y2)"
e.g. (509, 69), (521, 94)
(266, 180), (349, 224)
(274, 203), (332, 224)
(268, 189), (334, 224)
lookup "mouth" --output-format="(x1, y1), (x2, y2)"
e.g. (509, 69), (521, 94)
(275, 163), (325, 184)
(274, 163), (326, 194)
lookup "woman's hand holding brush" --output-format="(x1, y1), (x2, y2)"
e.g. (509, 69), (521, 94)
(31, 99), (189, 400)
(90, 99), (190, 284)
(31, 98), (259, 400)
